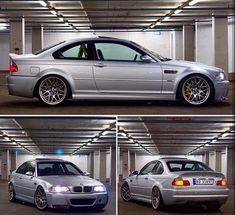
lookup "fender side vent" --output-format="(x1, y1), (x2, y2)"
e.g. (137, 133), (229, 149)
(164, 70), (178, 74)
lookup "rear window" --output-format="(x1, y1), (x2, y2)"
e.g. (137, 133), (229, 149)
(167, 160), (212, 172)
(33, 41), (65, 55)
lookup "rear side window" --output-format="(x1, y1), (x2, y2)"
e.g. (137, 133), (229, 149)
(167, 161), (212, 172)
(33, 41), (65, 55)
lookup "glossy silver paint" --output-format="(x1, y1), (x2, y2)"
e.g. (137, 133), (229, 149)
(8, 159), (108, 210)
(7, 37), (229, 105)
(121, 158), (229, 209)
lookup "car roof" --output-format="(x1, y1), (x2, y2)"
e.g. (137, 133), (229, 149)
(33, 158), (65, 162)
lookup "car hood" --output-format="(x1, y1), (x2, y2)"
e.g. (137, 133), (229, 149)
(161, 60), (222, 72)
(38, 175), (103, 187)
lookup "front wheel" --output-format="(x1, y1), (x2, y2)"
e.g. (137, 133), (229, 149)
(121, 182), (131, 202)
(151, 186), (164, 210)
(34, 186), (48, 211)
(9, 183), (16, 202)
(179, 75), (213, 106)
(38, 76), (68, 106)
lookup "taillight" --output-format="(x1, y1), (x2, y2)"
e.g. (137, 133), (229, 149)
(216, 179), (227, 187)
(9, 62), (18, 73)
(172, 178), (190, 186)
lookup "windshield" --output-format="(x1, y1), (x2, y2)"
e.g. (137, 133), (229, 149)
(37, 162), (84, 176)
(167, 160), (212, 172)
(33, 41), (65, 55)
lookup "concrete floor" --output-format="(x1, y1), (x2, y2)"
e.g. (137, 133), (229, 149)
(0, 180), (116, 215)
(0, 72), (234, 115)
(118, 188), (235, 215)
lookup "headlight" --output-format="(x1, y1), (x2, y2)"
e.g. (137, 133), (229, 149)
(94, 185), (106, 192)
(215, 71), (225, 81)
(49, 186), (70, 193)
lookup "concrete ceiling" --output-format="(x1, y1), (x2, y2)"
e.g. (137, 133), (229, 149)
(0, 116), (116, 155)
(118, 116), (235, 155)
(0, 0), (234, 32)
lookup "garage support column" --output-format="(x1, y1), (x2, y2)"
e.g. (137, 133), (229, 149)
(226, 147), (234, 188)
(1, 150), (10, 180)
(129, 152), (136, 173)
(88, 152), (94, 178)
(32, 26), (43, 53)
(99, 150), (106, 182)
(122, 150), (130, 179)
(203, 151), (209, 166)
(182, 25), (194, 61)
(10, 152), (17, 173)
(110, 146), (116, 188)
(214, 151), (222, 173)
(212, 17), (228, 76)
(10, 18), (25, 54)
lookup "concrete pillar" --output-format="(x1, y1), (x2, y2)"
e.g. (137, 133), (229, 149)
(122, 150), (130, 179)
(99, 150), (106, 182)
(172, 31), (183, 60)
(214, 151), (222, 173)
(183, 25), (194, 61)
(129, 152), (136, 173)
(32, 26), (43, 53)
(10, 18), (25, 54)
(110, 146), (116, 188)
(1, 150), (10, 180)
(10, 152), (17, 173)
(226, 147), (234, 188)
(88, 152), (94, 178)
(203, 151), (209, 166)
(212, 17), (228, 75)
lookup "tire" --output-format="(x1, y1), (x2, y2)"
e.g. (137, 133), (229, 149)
(120, 182), (131, 202)
(34, 186), (48, 211)
(151, 186), (164, 211)
(37, 75), (69, 106)
(206, 202), (222, 211)
(178, 75), (213, 106)
(8, 183), (16, 202)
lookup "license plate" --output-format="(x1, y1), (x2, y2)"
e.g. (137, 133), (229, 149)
(193, 178), (214, 185)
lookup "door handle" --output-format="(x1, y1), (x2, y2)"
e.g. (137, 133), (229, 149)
(93, 63), (107, 68)
(145, 177), (148, 180)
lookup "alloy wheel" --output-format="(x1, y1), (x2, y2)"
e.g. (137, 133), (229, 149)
(182, 76), (211, 105)
(39, 76), (68, 105)
(121, 183), (131, 201)
(35, 187), (47, 210)
(9, 184), (15, 201)
(151, 187), (160, 210)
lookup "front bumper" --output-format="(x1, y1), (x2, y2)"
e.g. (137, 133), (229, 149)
(46, 192), (108, 208)
(7, 75), (38, 98)
(161, 188), (229, 205)
(214, 80), (229, 101)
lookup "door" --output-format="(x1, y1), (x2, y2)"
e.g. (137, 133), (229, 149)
(53, 42), (96, 93)
(92, 41), (163, 94)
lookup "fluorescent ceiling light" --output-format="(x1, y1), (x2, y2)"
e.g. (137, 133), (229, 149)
(189, 0), (200, 6)
(211, 139), (217, 143)
(163, 16), (170, 21)
(92, 137), (98, 142)
(222, 132), (229, 137)
(174, 9), (183, 14)
(101, 130), (109, 136)
(4, 136), (10, 141)
(129, 138), (134, 143)
(150, 24), (155, 29)
(59, 17), (64, 21)
(64, 21), (69, 26)
(50, 9), (57, 15)
(39, 0), (47, 7)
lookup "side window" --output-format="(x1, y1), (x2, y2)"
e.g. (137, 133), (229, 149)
(16, 163), (26, 174)
(26, 162), (35, 174)
(94, 42), (143, 62)
(152, 162), (164, 175)
(55, 43), (90, 60)
(139, 161), (157, 175)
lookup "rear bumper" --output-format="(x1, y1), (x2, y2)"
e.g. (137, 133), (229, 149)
(214, 80), (229, 101)
(161, 188), (229, 205)
(46, 192), (108, 208)
(7, 75), (38, 98)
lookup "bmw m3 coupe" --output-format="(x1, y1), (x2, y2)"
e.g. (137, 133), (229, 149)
(8, 159), (108, 211)
(7, 37), (229, 106)
(121, 158), (229, 211)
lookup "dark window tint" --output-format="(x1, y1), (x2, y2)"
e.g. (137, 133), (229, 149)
(152, 162), (164, 175)
(94, 42), (143, 62)
(16, 162), (35, 175)
(167, 161), (212, 172)
(139, 161), (157, 175)
(16, 163), (27, 174)
(37, 162), (83, 176)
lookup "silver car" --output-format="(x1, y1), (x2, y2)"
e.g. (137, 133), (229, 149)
(7, 37), (228, 106)
(121, 158), (229, 211)
(8, 159), (108, 211)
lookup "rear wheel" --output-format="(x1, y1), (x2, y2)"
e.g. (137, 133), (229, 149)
(8, 183), (16, 202)
(121, 182), (131, 202)
(34, 186), (48, 211)
(151, 186), (164, 210)
(179, 75), (213, 106)
(38, 76), (68, 106)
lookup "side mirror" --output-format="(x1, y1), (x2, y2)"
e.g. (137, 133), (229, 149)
(130, 170), (139, 176)
(26, 171), (34, 176)
(140, 55), (152, 63)
(83, 171), (90, 176)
